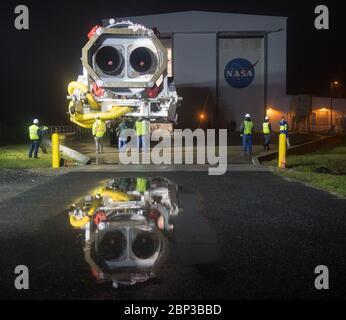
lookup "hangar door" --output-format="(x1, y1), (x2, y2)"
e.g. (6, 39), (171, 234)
(218, 35), (265, 131)
(173, 33), (217, 129)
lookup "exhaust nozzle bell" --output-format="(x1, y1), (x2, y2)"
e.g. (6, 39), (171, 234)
(130, 47), (155, 73)
(95, 46), (124, 76)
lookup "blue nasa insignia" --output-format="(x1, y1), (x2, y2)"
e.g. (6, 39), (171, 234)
(224, 58), (257, 89)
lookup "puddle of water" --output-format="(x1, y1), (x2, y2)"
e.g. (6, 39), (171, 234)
(68, 177), (218, 289)
(69, 177), (177, 288)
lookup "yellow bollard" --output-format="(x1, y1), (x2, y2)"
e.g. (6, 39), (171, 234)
(52, 133), (60, 169)
(278, 133), (286, 169)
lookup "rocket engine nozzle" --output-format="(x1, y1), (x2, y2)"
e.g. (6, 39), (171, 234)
(68, 20), (180, 125)
(95, 46), (124, 76)
(82, 23), (168, 92)
(129, 47), (155, 73)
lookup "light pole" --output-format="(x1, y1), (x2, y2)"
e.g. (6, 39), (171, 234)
(330, 81), (339, 129)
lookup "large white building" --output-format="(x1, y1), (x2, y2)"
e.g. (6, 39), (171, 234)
(107, 11), (289, 130)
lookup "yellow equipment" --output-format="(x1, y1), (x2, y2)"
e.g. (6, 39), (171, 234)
(278, 133), (286, 169)
(68, 82), (132, 129)
(69, 189), (133, 229)
(92, 188), (133, 202)
(51, 133), (60, 169)
(69, 198), (102, 229)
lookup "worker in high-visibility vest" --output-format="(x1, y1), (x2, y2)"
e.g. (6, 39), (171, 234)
(134, 118), (143, 151)
(240, 114), (254, 156)
(92, 116), (107, 154)
(262, 116), (272, 151)
(134, 117), (150, 152)
(28, 119), (42, 159)
(136, 177), (148, 193)
(116, 118), (129, 152)
(279, 116), (290, 147)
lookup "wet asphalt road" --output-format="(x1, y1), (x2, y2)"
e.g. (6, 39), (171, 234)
(0, 170), (346, 300)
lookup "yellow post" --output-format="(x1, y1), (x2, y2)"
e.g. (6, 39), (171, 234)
(52, 133), (60, 169)
(278, 133), (286, 169)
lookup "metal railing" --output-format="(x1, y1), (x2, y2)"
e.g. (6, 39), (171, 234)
(47, 125), (92, 141)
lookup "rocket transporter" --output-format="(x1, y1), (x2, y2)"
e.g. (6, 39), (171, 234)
(67, 20), (180, 129)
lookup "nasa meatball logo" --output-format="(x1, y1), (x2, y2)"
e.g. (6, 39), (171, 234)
(224, 58), (258, 89)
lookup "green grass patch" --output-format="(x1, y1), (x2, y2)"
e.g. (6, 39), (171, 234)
(0, 144), (52, 169)
(265, 139), (346, 197)
(274, 168), (346, 197)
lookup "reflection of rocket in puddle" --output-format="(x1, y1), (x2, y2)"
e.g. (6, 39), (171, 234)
(68, 177), (181, 288)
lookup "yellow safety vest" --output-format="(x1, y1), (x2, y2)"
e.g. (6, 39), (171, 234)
(92, 120), (106, 137)
(29, 125), (40, 140)
(136, 178), (148, 193)
(263, 122), (271, 134)
(280, 123), (288, 132)
(243, 121), (254, 135)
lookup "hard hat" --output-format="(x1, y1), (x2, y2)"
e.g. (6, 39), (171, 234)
(245, 114), (251, 118)
(265, 116), (269, 120)
(33, 119), (39, 124)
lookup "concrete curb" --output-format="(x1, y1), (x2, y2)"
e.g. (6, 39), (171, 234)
(255, 135), (344, 165)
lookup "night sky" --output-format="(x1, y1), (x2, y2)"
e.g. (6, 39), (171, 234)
(1, 0), (345, 129)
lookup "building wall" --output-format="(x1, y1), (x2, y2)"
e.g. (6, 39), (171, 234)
(289, 95), (311, 131)
(311, 97), (346, 132)
(218, 36), (265, 130)
(172, 33), (217, 129)
(112, 11), (288, 129)
(289, 95), (346, 132)
(267, 30), (290, 129)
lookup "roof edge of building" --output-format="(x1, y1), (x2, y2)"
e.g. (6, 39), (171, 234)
(109, 10), (288, 21)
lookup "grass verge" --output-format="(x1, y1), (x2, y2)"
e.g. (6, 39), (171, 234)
(0, 144), (75, 169)
(264, 139), (346, 197)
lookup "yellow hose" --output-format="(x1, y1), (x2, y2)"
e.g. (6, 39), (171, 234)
(69, 198), (102, 229)
(68, 81), (100, 110)
(70, 107), (132, 129)
(69, 117), (94, 129)
(69, 189), (132, 228)
(93, 188), (133, 202)
(70, 215), (90, 229)
(69, 188), (134, 228)
(88, 198), (101, 215)
(73, 106), (132, 122)
(101, 190), (133, 201)
(68, 90), (132, 129)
